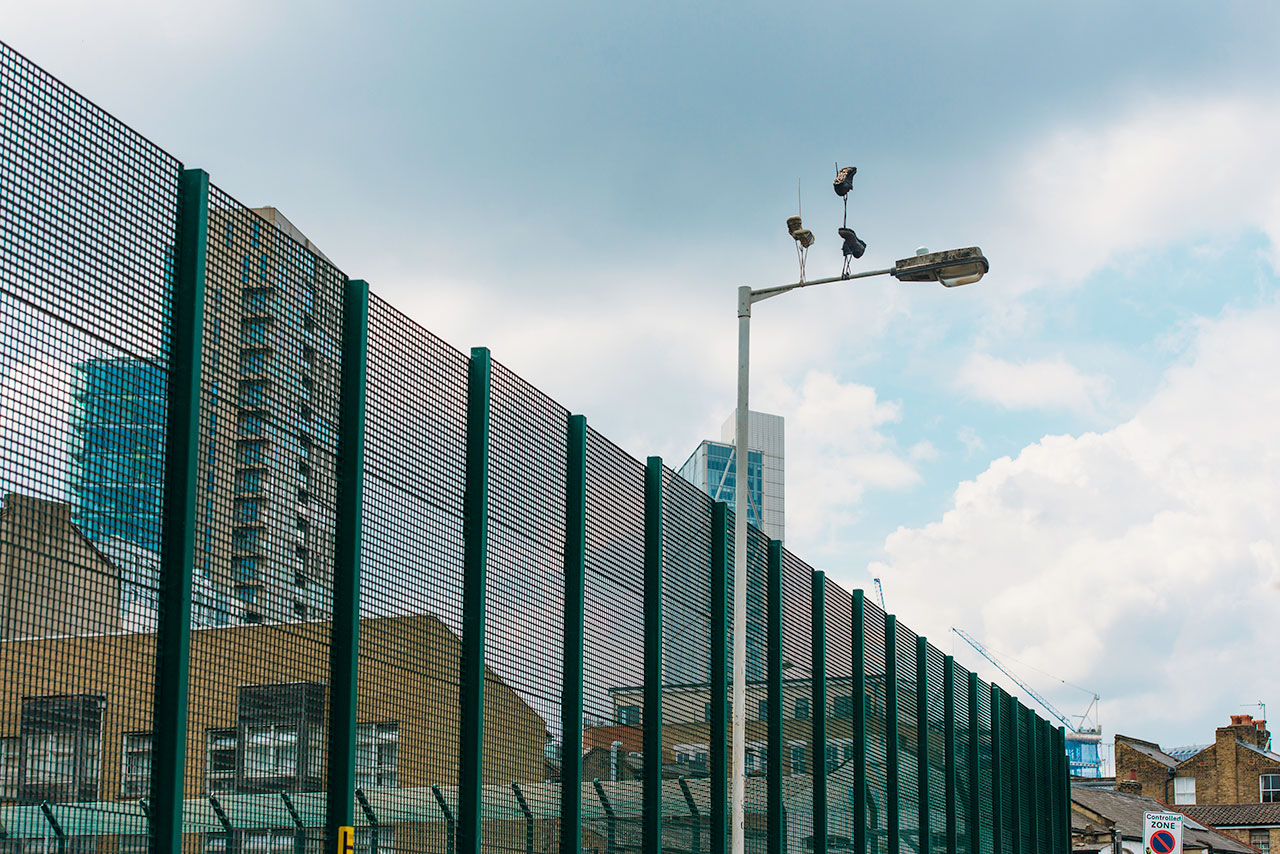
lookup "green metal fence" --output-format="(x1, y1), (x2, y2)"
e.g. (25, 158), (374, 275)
(0, 40), (1071, 854)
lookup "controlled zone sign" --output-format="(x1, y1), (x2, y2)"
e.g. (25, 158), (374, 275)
(1143, 811), (1183, 854)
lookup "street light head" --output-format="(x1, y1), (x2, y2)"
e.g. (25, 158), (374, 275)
(892, 246), (988, 287)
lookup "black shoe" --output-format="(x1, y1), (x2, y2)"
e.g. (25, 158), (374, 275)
(839, 227), (866, 258)
(833, 166), (857, 197)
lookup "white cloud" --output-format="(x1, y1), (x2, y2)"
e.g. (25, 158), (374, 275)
(956, 353), (1110, 417)
(868, 300), (1280, 747)
(991, 94), (1280, 291)
(777, 371), (920, 548)
(909, 440), (939, 462)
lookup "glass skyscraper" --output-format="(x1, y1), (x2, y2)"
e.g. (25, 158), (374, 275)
(675, 410), (785, 683)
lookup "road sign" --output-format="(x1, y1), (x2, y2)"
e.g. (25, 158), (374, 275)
(1144, 811), (1183, 854)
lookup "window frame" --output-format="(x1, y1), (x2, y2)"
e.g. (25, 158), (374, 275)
(355, 722), (398, 790)
(1261, 773), (1280, 803)
(120, 731), (152, 798)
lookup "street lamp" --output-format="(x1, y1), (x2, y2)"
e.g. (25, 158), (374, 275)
(729, 238), (987, 854)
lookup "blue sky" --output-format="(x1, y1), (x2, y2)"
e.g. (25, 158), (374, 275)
(7, 0), (1280, 753)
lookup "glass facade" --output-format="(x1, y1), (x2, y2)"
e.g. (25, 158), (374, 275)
(677, 441), (764, 530)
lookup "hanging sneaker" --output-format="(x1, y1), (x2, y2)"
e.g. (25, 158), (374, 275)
(833, 166), (857, 197)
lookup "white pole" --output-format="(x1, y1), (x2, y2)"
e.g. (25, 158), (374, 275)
(731, 284), (751, 854)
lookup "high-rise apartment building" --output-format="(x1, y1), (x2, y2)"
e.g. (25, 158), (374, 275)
(67, 205), (340, 627)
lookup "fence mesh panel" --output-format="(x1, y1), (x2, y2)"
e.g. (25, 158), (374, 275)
(822, 582), (854, 852)
(778, 550), (812, 854)
(862, 600), (887, 853)
(0, 39), (178, 854)
(925, 643), (947, 851)
(659, 472), (713, 854)
(358, 294), (469, 852)
(581, 429), (645, 852)
(895, 622), (919, 854)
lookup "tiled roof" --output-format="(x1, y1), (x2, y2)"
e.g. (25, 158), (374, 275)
(1070, 785), (1256, 853)
(1176, 802), (1280, 828)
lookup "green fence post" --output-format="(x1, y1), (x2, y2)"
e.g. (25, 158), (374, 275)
(644, 457), (664, 854)
(944, 656), (957, 854)
(1059, 726), (1071, 854)
(916, 637), (930, 854)
(852, 590), (867, 854)
(768, 540), (784, 854)
(1007, 695), (1021, 854)
(150, 166), (208, 854)
(1027, 709), (1041, 854)
(325, 278), (369, 851)
(812, 570), (828, 854)
(884, 616), (900, 854)
(966, 672), (980, 854)
(988, 686), (1003, 854)
(458, 346), (491, 854)
(711, 503), (729, 854)
(561, 415), (588, 854)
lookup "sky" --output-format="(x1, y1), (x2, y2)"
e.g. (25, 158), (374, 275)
(5, 0), (1280, 756)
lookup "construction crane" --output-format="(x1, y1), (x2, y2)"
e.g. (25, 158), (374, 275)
(873, 578), (886, 610)
(952, 627), (1103, 777)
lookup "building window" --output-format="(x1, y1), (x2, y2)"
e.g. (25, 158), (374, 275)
(757, 700), (769, 722)
(235, 499), (262, 524)
(826, 744), (839, 773)
(19, 694), (105, 803)
(1173, 776), (1196, 805)
(1263, 774), (1280, 803)
(833, 695), (855, 719)
(238, 441), (266, 466)
(240, 829), (308, 854)
(0, 736), (18, 800)
(237, 683), (325, 792)
(794, 698), (810, 721)
(120, 732), (152, 798)
(789, 746), (803, 775)
(235, 471), (263, 495)
(1251, 830), (1271, 853)
(244, 725), (299, 779)
(206, 729), (236, 793)
(355, 724), (398, 789)
(617, 706), (640, 726)
(704, 703), (713, 723)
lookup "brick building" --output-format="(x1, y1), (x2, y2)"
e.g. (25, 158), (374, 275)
(1116, 714), (1280, 805)
(1115, 714), (1280, 854)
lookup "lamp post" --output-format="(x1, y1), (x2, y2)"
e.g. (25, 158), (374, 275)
(729, 245), (989, 854)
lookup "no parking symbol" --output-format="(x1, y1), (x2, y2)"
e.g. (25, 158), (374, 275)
(1143, 811), (1183, 854)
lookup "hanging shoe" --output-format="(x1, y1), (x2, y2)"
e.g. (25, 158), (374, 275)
(839, 227), (866, 258)
(833, 166), (857, 197)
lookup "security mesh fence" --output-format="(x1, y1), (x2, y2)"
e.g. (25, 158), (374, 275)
(0, 37), (1072, 854)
